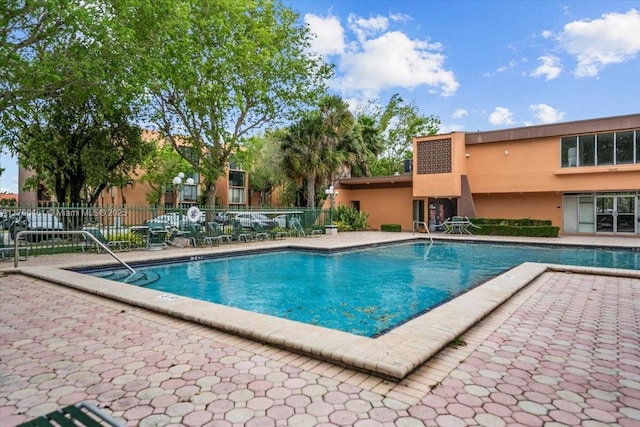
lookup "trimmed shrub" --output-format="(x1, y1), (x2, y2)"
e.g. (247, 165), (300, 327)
(381, 224), (402, 232)
(470, 217), (559, 237)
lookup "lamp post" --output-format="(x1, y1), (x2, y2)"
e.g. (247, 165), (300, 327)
(172, 172), (195, 229)
(324, 185), (338, 225)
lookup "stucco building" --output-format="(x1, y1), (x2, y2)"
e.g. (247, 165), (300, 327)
(333, 114), (640, 236)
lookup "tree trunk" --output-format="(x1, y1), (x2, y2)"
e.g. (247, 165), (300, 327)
(306, 176), (316, 208)
(205, 181), (217, 222)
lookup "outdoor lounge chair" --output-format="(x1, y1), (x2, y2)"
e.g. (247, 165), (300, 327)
(251, 221), (270, 241)
(82, 227), (131, 252)
(18, 401), (123, 427)
(290, 217), (322, 237)
(230, 219), (254, 242)
(146, 222), (170, 248)
(204, 222), (233, 245)
(181, 222), (207, 247)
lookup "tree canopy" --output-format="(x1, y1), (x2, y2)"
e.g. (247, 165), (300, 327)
(1, 0), (158, 204)
(148, 0), (331, 207)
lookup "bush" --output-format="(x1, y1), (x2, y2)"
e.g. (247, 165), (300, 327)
(470, 217), (559, 237)
(332, 205), (369, 231)
(381, 224), (401, 232)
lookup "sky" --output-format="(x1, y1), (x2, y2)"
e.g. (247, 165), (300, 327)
(2, 0), (639, 194)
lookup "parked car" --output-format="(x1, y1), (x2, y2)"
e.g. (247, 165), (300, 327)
(233, 213), (276, 230)
(9, 212), (65, 241)
(146, 213), (187, 228)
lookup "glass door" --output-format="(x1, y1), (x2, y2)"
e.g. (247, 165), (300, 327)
(616, 195), (635, 233)
(596, 194), (637, 233)
(596, 196), (614, 232)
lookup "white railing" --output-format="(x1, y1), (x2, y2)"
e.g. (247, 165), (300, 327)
(13, 230), (137, 278)
(412, 221), (433, 243)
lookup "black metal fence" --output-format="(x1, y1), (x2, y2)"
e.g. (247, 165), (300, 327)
(0, 205), (330, 257)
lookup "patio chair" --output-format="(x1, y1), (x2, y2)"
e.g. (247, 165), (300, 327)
(181, 222), (207, 247)
(251, 221), (270, 241)
(17, 401), (123, 427)
(146, 222), (170, 248)
(271, 227), (289, 240)
(290, 217), (322, 238)
(205, 222), (233, 245)
(82, 227), (131, 252)
(230, 219), (254, 242)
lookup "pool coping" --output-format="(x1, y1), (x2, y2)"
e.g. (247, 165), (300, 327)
(9, 239), (640, 381)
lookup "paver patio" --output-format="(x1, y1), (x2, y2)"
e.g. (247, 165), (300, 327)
(1, 233), (639, 426)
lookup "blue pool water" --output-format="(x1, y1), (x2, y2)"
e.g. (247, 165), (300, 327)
(91, 242), (639, 337)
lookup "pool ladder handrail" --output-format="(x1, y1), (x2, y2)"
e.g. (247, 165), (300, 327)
(13, 230), (137, 279)
(412, 221), (433, 243)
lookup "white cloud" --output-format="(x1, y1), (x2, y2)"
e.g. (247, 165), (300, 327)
(306, 12), (459, 98)
(389, 13), (412, 24)
(529, 103), (565, 123)
(557, 9), (640, 77)
(304, 14), (345, 56)
(489, 107), (515, 125)
(333, 31), (458, 97)
(483, 60), (517, 77)
(530, 55), (562, 80)
(347, 14), (389, 43)
(452, 108), (468, 119)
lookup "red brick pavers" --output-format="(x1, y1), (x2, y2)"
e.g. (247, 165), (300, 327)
(1, 271), (639, 426)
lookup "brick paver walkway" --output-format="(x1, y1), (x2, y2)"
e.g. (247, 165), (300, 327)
(1, 271), (639, 426)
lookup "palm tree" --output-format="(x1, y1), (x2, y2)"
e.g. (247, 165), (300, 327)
(339, 114), (384, 177)
(281, 96), (354, 207)
(281, 114), (335, 207)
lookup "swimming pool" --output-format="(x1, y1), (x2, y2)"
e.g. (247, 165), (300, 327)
(87, 241), (639, 337)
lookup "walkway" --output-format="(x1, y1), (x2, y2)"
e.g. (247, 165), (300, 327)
(1, 233), (639, 425)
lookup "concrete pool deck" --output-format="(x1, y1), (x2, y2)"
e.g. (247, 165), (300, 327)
(1, 232), (639, 425)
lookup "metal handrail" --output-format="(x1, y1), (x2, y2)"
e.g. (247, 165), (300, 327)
(412, 221), (434, 243)
(13, 230), (136, 276)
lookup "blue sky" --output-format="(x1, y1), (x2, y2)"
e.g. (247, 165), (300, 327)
(2, 1), (639, 194)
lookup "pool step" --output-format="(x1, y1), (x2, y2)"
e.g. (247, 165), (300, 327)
(95, 270), (161, 286)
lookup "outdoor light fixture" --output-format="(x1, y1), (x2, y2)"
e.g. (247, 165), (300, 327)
(173, 172), (195, 229)
(325, 185), (338, 224)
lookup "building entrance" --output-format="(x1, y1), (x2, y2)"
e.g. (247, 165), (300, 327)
(596, 194), (636, 233)
(564, 192), (638, 234)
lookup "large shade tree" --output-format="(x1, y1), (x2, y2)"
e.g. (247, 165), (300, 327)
(138, 142), (195, 207)
(148, 0), (331, 209)
(19, 96), (152, 205)
(370, 94), (441, 176)
(1, 0), (160, 204)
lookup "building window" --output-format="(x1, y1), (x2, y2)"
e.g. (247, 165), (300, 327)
(182, 184), (197, 202)
(561, 130), (638, 168)
(229, 187), (245, 204)
(616, 131), (634, 164)
(229, 170), (245, 187)
(416, 138), (452, 174)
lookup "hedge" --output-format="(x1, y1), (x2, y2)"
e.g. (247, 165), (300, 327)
(381, 224), (402, 232)
(470, 218), (559, 237)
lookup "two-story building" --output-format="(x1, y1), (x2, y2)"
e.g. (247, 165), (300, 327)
(332, 114), (640, 235)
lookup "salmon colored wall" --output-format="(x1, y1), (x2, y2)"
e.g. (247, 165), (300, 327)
(473, 192), (563, 227)
(413, 132), (467, 198)
(465, 137), (640, 193)
(334, 187), (415, 230)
